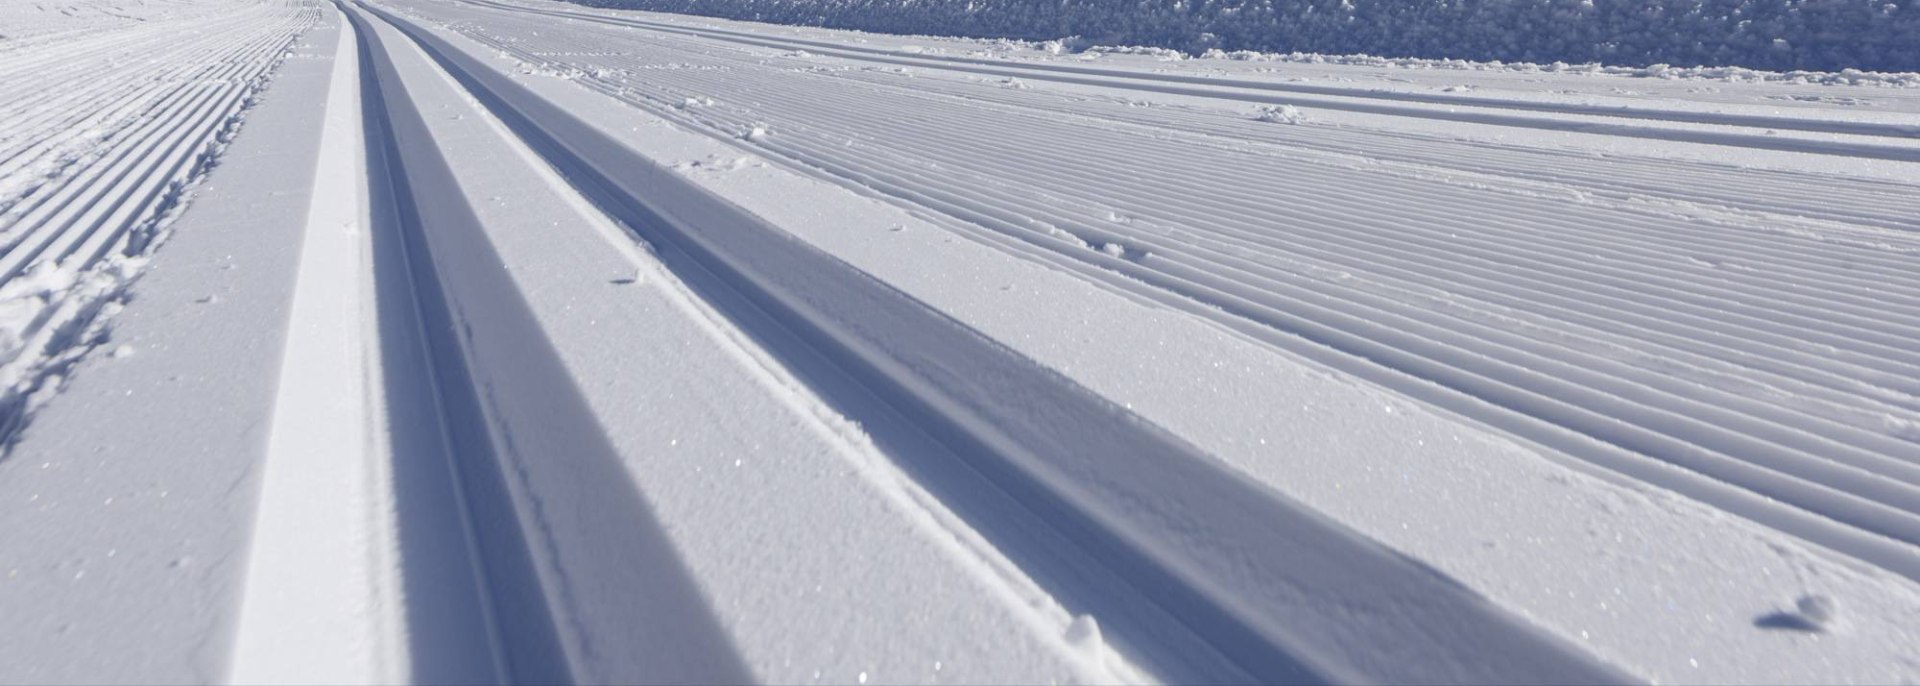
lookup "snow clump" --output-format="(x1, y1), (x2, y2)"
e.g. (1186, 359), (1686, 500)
(1255, 104), (1305, 124)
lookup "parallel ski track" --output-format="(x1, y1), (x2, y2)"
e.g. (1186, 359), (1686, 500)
(445, 0), (1920, 245)
(349, 3), (1641, 681)
(459, 0), (1920, 141)
(452, 0), (1920, 161)
(0, 3), (314, 208)
(805, 66), (1920, 237)
(0, 0), (317, 410)
(401, 0), (1920, 578)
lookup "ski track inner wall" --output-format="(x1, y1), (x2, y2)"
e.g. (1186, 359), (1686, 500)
(566, 0), (1920, 74)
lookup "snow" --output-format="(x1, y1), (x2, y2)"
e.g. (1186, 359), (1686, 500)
(1795, 595), (1839, 630)
(1254, 103), (1304, 123)
(0, 0), (318, 447)
(227, 16), (399, 684)
(1198, 48), (1920, 88)
(0, 0), (209, 44)
(0, 11), (337, 681)
(4, 0), (1920, 682)
(399, 2), (1920, 681)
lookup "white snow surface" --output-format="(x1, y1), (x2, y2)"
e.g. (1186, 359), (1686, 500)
(0, 0), (318, 444)
(3, 0), (1920, 683)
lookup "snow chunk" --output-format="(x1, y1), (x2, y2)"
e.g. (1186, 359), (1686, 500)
(1757, 594), (1842, 633)
(1255, 104), (1305, 124)
(1797, 594), (1839, 629)
(1041, 36), (1090, 55)
(673, 154), (764, 173)
(0, 262), (79, 302)
(1063, 614), (1102, 648)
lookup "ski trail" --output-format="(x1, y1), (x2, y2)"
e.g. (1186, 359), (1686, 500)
(0, 0), (318, 447)
(227, 14), (398, 683)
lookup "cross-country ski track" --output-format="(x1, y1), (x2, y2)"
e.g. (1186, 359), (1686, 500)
(1, 0), (1918, 683)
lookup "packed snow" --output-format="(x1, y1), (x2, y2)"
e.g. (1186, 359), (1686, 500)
(0, 0), (316, 442)
(2, 0), (1918, 683)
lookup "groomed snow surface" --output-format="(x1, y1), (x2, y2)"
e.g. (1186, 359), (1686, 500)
(2, 0), (1919, 683)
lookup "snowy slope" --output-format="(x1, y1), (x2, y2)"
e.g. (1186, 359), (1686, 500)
(2, 0), (1918, 683)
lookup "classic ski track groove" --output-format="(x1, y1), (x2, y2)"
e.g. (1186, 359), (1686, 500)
(7, 0), (1920, 680)
(399, 0), (1920, 579)
(338, 2), (1645, 681)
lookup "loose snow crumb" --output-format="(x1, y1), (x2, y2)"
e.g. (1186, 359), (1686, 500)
(1064, 614), (1103, 648)
(1757, 593), (1843, 633)
(1043, 224), (1090, 250)
(1797, 594), (1838, 629)
(1041, 36), (1090, 55)
(676, 155), (763, 173)
(1883, 414), (1916, 440)
(1255, 104), (1305, 124)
